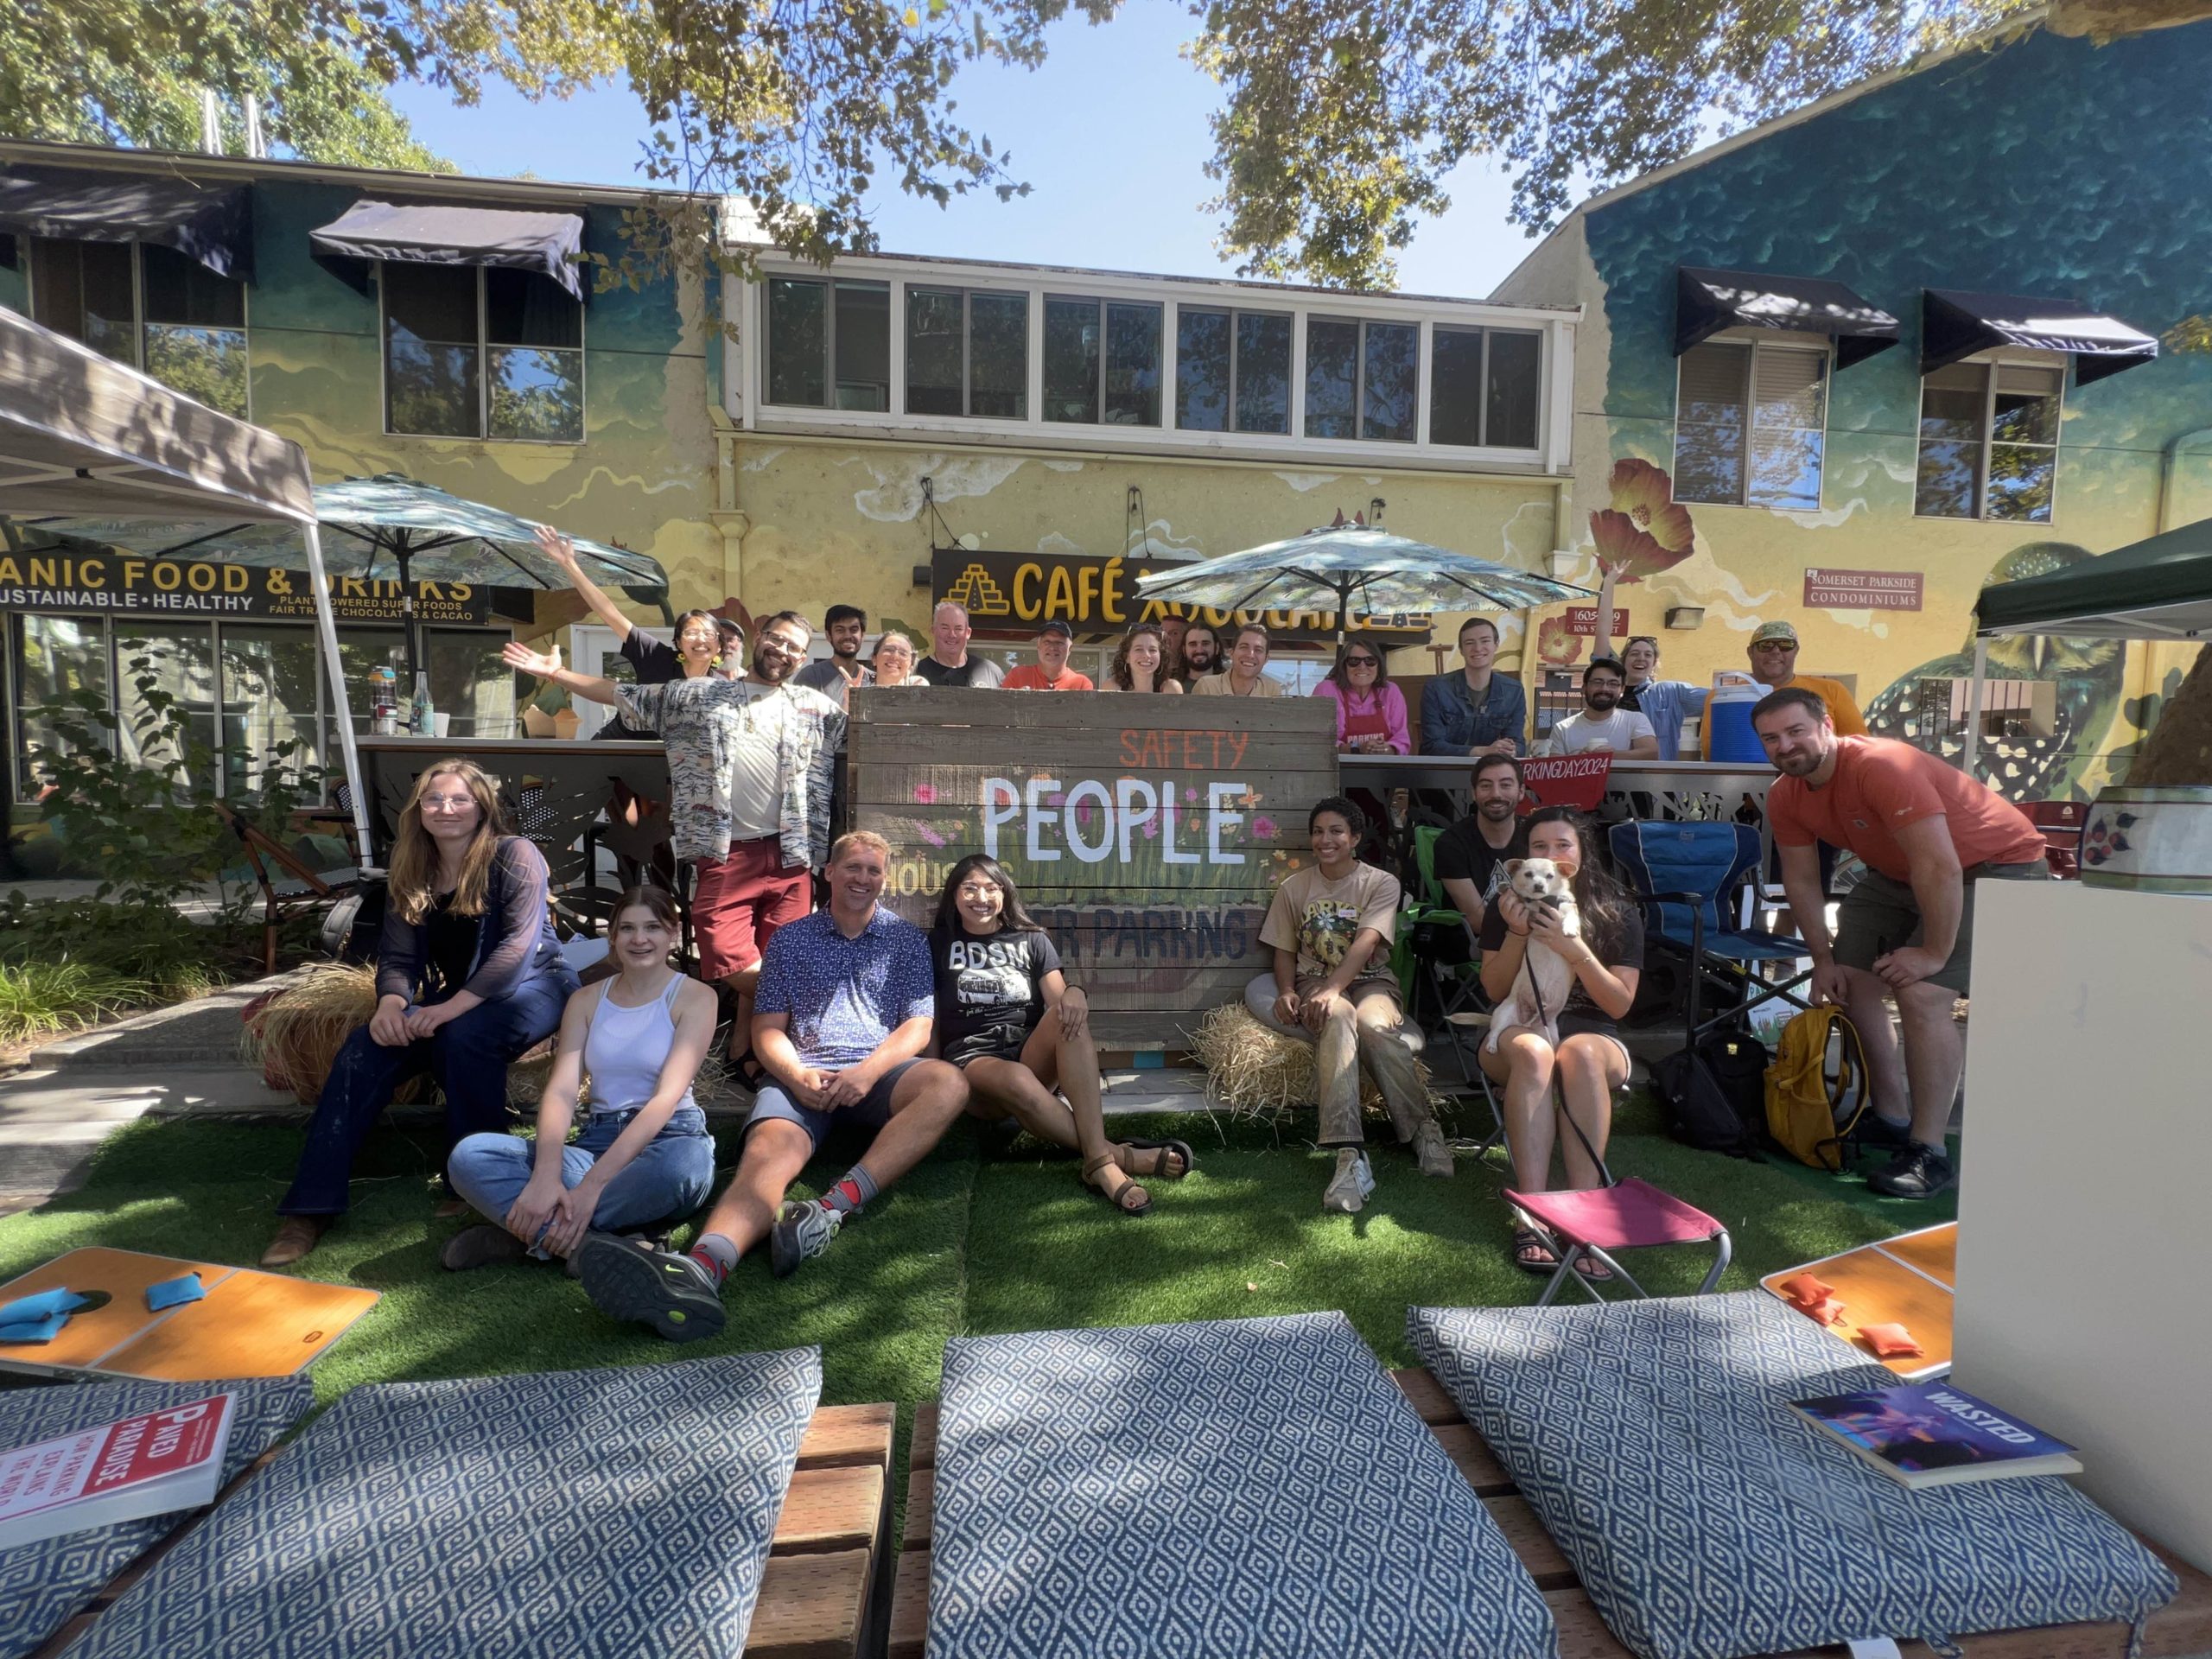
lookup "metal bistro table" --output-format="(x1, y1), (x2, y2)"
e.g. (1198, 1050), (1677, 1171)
(1338, 753), (1776, 824)
(354, 734), (671, 888)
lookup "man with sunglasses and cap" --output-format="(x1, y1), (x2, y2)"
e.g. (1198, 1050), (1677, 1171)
(1702, 620), (1866, 757)
(1002, 619), (1095, 690)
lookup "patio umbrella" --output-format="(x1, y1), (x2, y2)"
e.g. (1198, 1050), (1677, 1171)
(1133, 522), (1592, 642)
(27, 472), (668, 683)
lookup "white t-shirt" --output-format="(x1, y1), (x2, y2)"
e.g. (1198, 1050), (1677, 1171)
(1546, 707), (1656, 754)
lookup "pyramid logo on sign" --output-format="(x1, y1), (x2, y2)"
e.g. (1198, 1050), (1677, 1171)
(944, 563), (1013, 617)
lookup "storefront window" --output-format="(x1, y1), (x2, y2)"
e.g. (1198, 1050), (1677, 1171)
(426, 628), (518, 738)
(220, 624), (325, 793)
(12, 614), (111, 798)
(115, 626), (219, 793)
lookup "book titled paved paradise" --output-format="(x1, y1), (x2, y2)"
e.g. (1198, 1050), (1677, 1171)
(1791, 1380), (2082, 1491)
(0, 1391), (234, 1548)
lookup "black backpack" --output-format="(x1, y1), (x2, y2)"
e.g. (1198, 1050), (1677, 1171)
(1652, 1027), (1769, 1157)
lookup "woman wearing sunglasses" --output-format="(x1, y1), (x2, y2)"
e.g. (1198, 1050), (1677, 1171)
(1317, 642), (1408, 840)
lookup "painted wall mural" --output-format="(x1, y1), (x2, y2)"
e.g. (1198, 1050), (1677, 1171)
(1549, 18), (2212, 798)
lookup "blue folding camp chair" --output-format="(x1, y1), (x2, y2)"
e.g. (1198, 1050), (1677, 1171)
(1608, 820), (1815, 1043)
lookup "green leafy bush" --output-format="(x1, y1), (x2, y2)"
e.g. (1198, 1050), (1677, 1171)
(0, 959), (152, 1045)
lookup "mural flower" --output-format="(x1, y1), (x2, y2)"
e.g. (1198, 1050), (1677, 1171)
(1536, 614), (1585, 666)
(1607, 458), (1696, 557)
(1251, 815), (1279, 842)
(912, 784), (938, 804)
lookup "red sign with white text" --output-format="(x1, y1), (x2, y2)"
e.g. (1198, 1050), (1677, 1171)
(0, 1394), (232, 1549)
(1803, 568), (1923, 611)
(1518, 753), (1614, 813)
(1563, 607), (1631, 638)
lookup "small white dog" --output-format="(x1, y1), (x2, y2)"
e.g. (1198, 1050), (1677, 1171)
(1484, 857), (1581, 1052)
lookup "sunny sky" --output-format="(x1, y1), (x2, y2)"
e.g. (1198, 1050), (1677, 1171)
(386, 0), (1551, 299)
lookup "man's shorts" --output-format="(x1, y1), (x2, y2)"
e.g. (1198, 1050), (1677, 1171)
(742, 1058), (927, 1152)
(1833, 860), (2048, 994)
(693, 836), (810, 982)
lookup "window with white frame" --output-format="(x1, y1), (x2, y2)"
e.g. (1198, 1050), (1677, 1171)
(1304, 317), (1417, 442)
(1429, 325), (1542, 449)
(1043, 296), (1162, 427)
(906, 287), (1027, 418)
(763, 276), (889, 410)
(1174, 308), (1291, 434)
(28, 238), (249, 416)
(382, 263), (583, 442)
(1674, 340), (1827, 511)
(1914, 361), (2063, 522)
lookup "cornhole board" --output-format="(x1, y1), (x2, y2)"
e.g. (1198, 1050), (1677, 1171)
(1760, 1220), (1955, 1378)
(21, 1400), (898, 1659)
(0, 1249), (378, 1381)
(890, 1370), (2212, 1659)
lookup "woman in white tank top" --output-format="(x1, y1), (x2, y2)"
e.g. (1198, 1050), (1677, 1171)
(444, 887), (721, 1271)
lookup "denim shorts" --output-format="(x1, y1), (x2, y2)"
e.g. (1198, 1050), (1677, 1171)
(741, 1060), (925, 1152)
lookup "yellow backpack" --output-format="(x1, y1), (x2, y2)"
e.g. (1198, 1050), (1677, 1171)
(1764, 1007), (1872, 1171)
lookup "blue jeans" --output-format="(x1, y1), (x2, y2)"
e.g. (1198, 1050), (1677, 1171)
(445, 1107), (716, 1253)
(277, 967), (578, 1217)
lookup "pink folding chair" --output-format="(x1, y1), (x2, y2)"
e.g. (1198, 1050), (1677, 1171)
(1504, 1178), (1733, 1306)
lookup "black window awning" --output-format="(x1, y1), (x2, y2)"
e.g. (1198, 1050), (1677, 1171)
(1675, 266), (1900, 368)
(0, 168), (253, 283)
(1921, 289), (2158, 385)
(308, 200), (586, 301)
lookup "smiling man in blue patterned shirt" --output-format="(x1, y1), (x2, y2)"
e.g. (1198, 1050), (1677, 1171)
(575, 831), (973, 1342)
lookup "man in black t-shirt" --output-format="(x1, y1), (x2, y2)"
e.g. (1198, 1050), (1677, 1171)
(915, 601), (1007, 688)
(1431, 753), (1527, 937)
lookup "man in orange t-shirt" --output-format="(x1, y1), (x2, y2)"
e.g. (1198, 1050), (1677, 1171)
(1001, 620), (1095, 691)
(1755, 687), (2047, 1199)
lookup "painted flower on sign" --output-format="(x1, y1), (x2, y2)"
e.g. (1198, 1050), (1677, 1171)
(1536, 614), (1585, 666)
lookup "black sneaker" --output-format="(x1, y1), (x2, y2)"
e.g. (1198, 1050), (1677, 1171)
(1852, 1113), (1913, 1151)
(576, 1231), (728, 1343)
(769, 1200), (843, 1278)
(1867, 1141), (1955, 1199)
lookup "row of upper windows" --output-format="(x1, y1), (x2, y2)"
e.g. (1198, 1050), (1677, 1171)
(760, 276), (1548, 451)
(11, 237), (586, 442)
(1675, 338), (2066, 524)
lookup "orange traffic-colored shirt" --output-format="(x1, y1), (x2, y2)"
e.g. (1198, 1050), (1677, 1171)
(1768, 736), (2044, 881)
(1002, 664), (1095, 691)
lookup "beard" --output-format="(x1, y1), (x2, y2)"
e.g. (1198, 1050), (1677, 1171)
(752, 650), (794, 684)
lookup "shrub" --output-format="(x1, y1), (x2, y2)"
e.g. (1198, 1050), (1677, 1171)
(0, 959), (151, 1045)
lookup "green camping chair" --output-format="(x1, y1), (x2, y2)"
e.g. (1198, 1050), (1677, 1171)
(1395, 823), (1504, 1152)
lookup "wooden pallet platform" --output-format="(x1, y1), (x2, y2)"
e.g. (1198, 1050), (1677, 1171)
(890, 1371), (2212, 1659)
(27, 1400), (897, 1659)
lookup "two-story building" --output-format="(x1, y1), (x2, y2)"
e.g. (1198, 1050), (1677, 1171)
(1492, 14), (2212, 798)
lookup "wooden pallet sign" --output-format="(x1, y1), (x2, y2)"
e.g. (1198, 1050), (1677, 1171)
(849, 687), (1334, 1047)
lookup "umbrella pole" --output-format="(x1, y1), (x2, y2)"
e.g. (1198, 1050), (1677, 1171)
(1963, 637), (1989, 777)
(397, 537), (421, 690)
(304, 523), (376, 869)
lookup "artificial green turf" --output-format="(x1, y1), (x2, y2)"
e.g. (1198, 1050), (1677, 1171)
(0, 1095), (1925, 1407)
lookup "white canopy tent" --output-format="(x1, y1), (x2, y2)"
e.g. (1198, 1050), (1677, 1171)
(0, 307), (374, 865)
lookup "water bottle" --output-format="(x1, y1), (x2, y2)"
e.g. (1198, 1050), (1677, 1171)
(410, 672), (435, 737)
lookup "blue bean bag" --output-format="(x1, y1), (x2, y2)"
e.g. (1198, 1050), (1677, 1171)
(1, 1375), (315, 1659)
(1408, 1293), (2177, 1659)
(930, 1311), (1558, 1659)
(63, 1348), (821, 1659)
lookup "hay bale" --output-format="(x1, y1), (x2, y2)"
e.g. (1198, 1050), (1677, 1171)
(241, 963), (420, 1109)
(1185, 1003), (1439, 1124)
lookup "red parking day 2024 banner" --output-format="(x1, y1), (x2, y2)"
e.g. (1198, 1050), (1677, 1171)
(1518, 753), (1614, 813)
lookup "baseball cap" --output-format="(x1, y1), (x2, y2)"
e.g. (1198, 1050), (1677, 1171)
(1749, 620), (1799, 647)
(1036, 619), (1074, 639)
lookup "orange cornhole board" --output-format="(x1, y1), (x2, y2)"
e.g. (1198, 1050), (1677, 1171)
(0, 1247), (378, 1381)
(1761, 1221), (1957, 1380)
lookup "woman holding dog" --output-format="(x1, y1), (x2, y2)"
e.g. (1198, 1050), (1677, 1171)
(929, 855), (1192, 1213)
(262, 760), (578, 1268)
(442, 886), (720, 1271)
(1477, 805), (1643, 1276)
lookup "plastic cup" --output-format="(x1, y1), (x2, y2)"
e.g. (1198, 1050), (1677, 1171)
(430, 713), (452, 738)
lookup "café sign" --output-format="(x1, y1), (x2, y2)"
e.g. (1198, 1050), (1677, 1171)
(0, 550), (529, 625)
(931, 548), (1430, 645)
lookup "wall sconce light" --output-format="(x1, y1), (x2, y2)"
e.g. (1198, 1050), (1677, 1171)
(912, 564), (931, 588)
(1665, 605), (1706, 630)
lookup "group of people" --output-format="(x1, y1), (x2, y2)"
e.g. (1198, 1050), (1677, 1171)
(257, 532), (2038, 1312)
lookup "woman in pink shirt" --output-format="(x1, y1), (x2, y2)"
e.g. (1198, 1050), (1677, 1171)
(1316, 642), (1408, 842)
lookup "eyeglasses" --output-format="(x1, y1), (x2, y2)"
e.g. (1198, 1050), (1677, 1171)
(421, 793), (476, 812)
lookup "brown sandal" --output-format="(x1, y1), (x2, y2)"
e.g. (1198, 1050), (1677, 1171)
(1084, 1152), (1153, 1216)
(1116, 1139), (1193, 1180)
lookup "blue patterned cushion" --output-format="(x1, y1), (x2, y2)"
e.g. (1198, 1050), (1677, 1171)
(0, 1375), (315, 1659)
(1408, 1294), (2179, 1659)
(63, 1348), (821, 1659)
(929, 1312), (1557, 1659)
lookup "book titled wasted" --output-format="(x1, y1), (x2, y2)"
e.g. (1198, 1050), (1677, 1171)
(1791, 1381), (2082, 1490)
(0, 1393), (235, 1549)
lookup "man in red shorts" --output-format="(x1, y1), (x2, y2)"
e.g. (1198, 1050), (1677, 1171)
(504, 610), (842, 1075)
(1754, 687), (2048, 1199)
